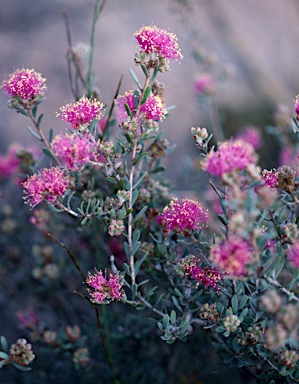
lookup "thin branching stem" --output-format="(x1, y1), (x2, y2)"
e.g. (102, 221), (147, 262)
(27, 109), (60, 166)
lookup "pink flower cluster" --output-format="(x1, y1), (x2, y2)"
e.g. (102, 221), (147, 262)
(202, 139), (258, 178)
(52, 133), (100, 170)
(236, 126), (262, 150)
(194, 74), (214, 95)
(57, 96), (104, 129)
(86, 268), (124, 303)
(115, 90), (166, 123)
(286, 242), (299, 268)
(0, 144), (21, 179)
(2, 68), (46, 100)
(209, 236), (252, 277)
(279, 147), (299, 174)
(178, 255), (222, 292)
(23, 167), (68, 208)
(157, 197), (208, 236)
(262, 169), (279, 189)
(134, 25), (183, 60)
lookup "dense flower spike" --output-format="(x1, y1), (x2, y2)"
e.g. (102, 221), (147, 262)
(179, 255), (222, 292)
(201, 139), (258, 178)
(115, 90), (166, 123)
(134, 25), (183, 60)
(209, 236), (252, 277)
(0, 144), (21, 178)
(86, 268), (124, 303)
(9, 338), (35, 366)
(262, 169), (279, 189)
(2, 68), (46, 100)
(51, 133), (100, 170)
(57, 96), (104, 129)
(157, 198), (208, 236)
(23, 167), (68, 208)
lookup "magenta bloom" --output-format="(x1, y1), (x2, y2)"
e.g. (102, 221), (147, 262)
(86, 268), (124, 303)
(2, 68), (46, 100)
(236, 126), (262, 150)
(23, 167), (68, 208)
(262, 169), (279, 189)
(279, 147), (299, 174)
(52, 133), (100, 170)
(286, 242), (299, 268)
(209, 236), (252, 277)
(202, 139), (258, 178)
(134, 25), (183, 60)
(57, 96), (104, 129)
(0, 144), (21, 178)
(115, 90), (166, 123)
(157, 198), (208, 236)
(191, 266), (222, 293)
(194, 74), (214, 95)
(295, 95), (299, 116)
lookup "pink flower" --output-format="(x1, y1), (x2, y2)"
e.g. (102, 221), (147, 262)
(115, 90), (166, 123)
(295, 95), (299, 116)
(57, 96), (104, 129)
(2, 68), (46, 100)
(52, 133), (100, 170)
(23, 167), (69, 208)
(194, 74), (214, 95)
(134, 25), (183, 60)
(236, 126), (262, 150)
(286, 242), (299, 268)
(210, 236), (252, 277)
(157, 198), (208, 236)
(202, 139), (258, 178)
(262, 169), (279, 189)
(86, 268), (124, 303)
(0, 144), (21, 179)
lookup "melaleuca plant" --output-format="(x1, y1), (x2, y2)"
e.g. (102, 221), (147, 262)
(2, 2), (299, 384)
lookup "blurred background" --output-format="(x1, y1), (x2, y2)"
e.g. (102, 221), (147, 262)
(1, 0), (299, 185)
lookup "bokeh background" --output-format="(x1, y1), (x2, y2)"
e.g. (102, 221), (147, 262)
(1, 0), (299, 185)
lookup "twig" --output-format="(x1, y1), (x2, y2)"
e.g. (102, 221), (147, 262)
(102, 73), (124, 137)
(263, 275), (299, 303)
(47, 233), (85, 280)
(75, 291), (121, 384)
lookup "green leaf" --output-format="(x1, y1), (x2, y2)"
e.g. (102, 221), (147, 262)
(37, 113), (44, 127)
(132, 189), (139, 206)
(129, 68), (142, 89)
(171, 296), (183, 312)
(0, 351), (8, 359)
(49, 128), (54, 143)
(170, 310), (176, 324)
(134, 252), (147, 275)
(132, 241), (141, 256)
(151, 166), (165, 174)
(134, 152), (148, 166)
(26, 126), (42, 141)
(150, 67), (158, 83)
(133, 206), (148, 224)
(231, 296), (238, 315)
(141, 86), (151, 105)
(124, 103), (132, 119)
(133, 172), (147, 189)
(141, 64), (148, 76)
(132, 283), (138, 299)
(0, 336), (8, 353)
(133, 230), (140, 244)
(43, 147), (54, 159)
(123, 262), (131, 276)
(124, 242), (130, 260)
(163, 314), (169, 329)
